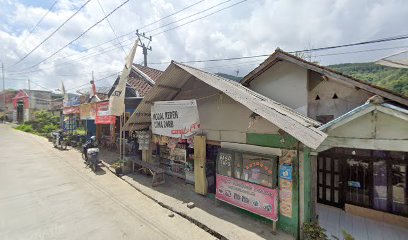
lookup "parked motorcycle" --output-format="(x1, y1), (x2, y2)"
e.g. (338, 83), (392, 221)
(52, 131), (67, 150)
(82, 136), (100, 171)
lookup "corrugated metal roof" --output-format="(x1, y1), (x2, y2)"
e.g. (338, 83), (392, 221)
(241, 48), (408, 106)
(125, 62), (327, 149)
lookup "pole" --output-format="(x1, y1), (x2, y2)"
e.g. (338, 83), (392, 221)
(2, 62), (5, 123)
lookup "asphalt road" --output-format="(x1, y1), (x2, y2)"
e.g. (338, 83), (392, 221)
(0, 124), (214, 240)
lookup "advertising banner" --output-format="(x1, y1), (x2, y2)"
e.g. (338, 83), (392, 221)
(151, 100), (200, 139)
(79, 103), (96, 120)
(63, 106), (79, 115)
(216, 174), (278, 221)
(95, 102), (116, 124)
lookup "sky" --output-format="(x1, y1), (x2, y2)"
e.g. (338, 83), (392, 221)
(0, 0), (407, 92)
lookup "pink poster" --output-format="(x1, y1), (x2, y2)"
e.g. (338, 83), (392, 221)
(216, 174), (278, 221)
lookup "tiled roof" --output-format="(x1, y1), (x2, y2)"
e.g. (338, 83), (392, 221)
(133, 64), (163, 81)
(126, 64), (163, 97)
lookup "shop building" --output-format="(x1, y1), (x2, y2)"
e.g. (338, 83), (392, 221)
(89, 64), (162, 151)
(124, 61), (328, 237)
(239, 49), (408, 228)
(11, 89), (59, 123)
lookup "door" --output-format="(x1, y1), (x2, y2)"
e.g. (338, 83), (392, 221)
(317, 156), (343, 208)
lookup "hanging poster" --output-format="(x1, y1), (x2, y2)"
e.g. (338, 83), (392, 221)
(79, 103), (96, 120)
(95, 102), (116, 124)
(278, 150), (296, 218)
(216, 174), (278, 221)
(63, 106), (80, 115)
(151, 100), (200, 139)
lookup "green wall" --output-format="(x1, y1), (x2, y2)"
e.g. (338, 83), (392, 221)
(247, 133), (312, 238)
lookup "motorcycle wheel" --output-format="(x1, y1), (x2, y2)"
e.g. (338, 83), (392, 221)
(92, 163), (97, 171)
(62, 142), (67, 150)
(82, 152), (87, 160)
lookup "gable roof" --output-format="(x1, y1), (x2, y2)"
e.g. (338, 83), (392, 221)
(125, 61), (327, 149)
(108, 64), (162, 98)
(241, 48), (408, 106)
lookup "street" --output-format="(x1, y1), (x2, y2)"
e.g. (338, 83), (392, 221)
(0, 124), (214, 240)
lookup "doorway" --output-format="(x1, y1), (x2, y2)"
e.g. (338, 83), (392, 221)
(317, 155), (343, 208)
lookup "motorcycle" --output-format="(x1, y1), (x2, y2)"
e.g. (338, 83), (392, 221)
(82, 137), (100, 171)
(52, 131), (67, 150)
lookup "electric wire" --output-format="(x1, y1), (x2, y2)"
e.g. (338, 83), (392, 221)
(21, 0), (59, 46)
(10, 0), (93, 67)
(22, 0), (132, 71)
(96, 0), (126, 54)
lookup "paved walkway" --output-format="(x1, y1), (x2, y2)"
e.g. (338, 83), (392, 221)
(0, 124), (214, 240)
(317, 204), (408, 240)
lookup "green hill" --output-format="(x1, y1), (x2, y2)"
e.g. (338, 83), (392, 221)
(327, 62), (408, 97)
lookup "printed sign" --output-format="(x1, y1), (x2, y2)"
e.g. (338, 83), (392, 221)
(279, 164), (292, 181)
(216, 174), (278, 221)
(151, 100), (200, 139)
(79, 103), (96, 120)
(95, 102), (116, 124)
(279, 179), (293, 218)
(63, 106), (80, 115)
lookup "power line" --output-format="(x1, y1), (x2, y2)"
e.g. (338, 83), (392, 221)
(96, 0), (126, 53)
(138, 0), (207, 31)
(10, 0), (93, 67)
(20, 0), (132, 72)
(10, 0), (249, 75)
(21, 0), (59, 46)
(9, 0), (208, 74)
(145, 0), (236, 34)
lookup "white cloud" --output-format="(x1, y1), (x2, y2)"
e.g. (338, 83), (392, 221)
(0, 0), (407, 92)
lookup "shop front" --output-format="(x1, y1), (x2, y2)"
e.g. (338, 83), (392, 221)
(124, 62), (327, 238)
(317, 101), (408, 227)
(95, 101), (117, 148)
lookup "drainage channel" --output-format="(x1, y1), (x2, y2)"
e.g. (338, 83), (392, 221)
(101, 162), (228, 240)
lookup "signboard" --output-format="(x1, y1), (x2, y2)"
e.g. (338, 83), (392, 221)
(79, 103), (96, 120)
(216, 174), (278, 221)
(64, 95), (80, 107)
(95, 102), (116, 124)
(151, 100), (200, 139)
(63, 106), (80, 115)
(279, 164), (292, 180)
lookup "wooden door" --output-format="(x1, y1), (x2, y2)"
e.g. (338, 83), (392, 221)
(194, 135), (207, 195)
(317, 156), (343, 208)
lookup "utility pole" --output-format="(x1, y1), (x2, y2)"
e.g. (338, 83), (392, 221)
(28, 79), (31, 91)
(136, 30), (152, 67)
(1, 62), (5, 123)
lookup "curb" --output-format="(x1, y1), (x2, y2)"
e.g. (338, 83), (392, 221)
(100, 160), (227, 240)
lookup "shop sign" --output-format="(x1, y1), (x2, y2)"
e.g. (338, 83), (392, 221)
(151, 100), (200, 139)
(64, 96), (80, 107)
(216, 174), (278, 221)
(95, 102), (116, 124)
(79, 103), (96, 120)
(279, 164), (292, 181)
(63, 106), (80, 115)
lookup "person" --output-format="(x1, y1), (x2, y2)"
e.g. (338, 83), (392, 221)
(83, 136), (98, 160)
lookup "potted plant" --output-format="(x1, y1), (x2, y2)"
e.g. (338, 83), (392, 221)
(111, 161), (123, 175)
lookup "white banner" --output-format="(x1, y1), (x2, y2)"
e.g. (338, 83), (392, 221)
(151, 100), (200, 139)
(109, 39), (139, 116)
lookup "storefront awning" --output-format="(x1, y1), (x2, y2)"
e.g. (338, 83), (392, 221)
(124, 62), (327, 149)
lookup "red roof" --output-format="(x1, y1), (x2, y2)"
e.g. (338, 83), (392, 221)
(127, 64), (163, 97)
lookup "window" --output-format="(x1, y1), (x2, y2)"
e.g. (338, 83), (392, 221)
(216, 149), (278, 188)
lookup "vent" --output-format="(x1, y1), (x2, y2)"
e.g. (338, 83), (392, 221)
(315, 95), (320, 100)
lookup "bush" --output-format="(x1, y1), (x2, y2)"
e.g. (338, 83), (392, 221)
(15, 124), (34, 133)
(42, 124), (59, 134)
